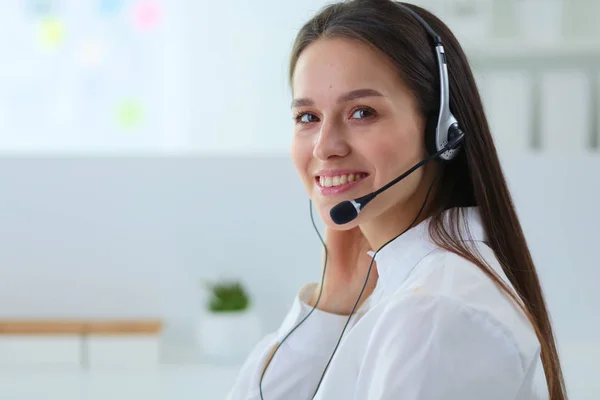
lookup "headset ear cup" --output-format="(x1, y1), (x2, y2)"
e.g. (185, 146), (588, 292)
(425, 113), (439, 157)
(447, 124), (462, 144)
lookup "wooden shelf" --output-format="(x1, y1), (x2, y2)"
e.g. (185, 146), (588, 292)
(0, 320), (85, 335)
(0, 319), (163, 335)
(86, 320), (163, 335)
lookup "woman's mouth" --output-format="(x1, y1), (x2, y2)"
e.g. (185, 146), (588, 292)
(315, 172), (369, 196)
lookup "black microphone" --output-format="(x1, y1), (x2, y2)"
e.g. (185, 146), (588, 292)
(329, 131), (464, 225)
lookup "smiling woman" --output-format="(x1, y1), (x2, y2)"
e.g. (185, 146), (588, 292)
(290, 37), (432, 246)
(226, 1), (567, 400)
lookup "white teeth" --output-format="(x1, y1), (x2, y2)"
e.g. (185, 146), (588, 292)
(319, 173), (367, 188)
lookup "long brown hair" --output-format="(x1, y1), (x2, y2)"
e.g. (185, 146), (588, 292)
(288, 1), (567, 398)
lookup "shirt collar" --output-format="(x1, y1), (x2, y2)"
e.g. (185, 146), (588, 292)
(367, 207), (486, 297)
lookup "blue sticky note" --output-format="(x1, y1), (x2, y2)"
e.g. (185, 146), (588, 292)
(99, 0), (123, 15)
(25, 0), (55, 16)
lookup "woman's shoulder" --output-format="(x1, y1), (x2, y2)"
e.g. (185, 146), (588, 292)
(383, 241), (542, 370)
(368, 274), (547, 400)
(404, 240), (523, 308)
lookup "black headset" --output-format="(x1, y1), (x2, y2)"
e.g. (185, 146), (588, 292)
(406, 3), (465, 161)
(259, 3), (466, 398)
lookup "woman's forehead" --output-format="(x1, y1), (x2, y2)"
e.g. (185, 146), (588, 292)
(292, 38), (406, 103)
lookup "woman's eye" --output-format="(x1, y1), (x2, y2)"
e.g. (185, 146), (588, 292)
(296, 113), (319, 124)
(295, 108), (374, 124)
(351, 108), (374, 119)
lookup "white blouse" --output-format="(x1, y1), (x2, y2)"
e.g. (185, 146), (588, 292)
(227, 207), (549, 400)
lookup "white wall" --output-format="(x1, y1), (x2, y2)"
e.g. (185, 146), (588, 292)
(0, 156), (318, 325)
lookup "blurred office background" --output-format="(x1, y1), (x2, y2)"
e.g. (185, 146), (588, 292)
(0, 0), (598, 399)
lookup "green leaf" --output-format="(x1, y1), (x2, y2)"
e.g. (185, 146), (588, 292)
(204, 279), (250, 312)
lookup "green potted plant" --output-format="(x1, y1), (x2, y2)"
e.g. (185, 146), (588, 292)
(198, 279), (262, 362)
(205, 281), (250, 313)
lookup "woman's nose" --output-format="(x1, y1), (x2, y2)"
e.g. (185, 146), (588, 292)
(313, 123), (350, 160)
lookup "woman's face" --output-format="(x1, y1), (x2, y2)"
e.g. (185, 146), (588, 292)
(291, 37), (430, 230)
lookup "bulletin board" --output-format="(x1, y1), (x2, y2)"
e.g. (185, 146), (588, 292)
(0, 0), (186, 153)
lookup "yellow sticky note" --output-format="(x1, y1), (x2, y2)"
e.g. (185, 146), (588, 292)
(116, 98), (143, 129)
(38, 17), (65, 50)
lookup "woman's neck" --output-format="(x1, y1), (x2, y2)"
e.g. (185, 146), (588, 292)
(359, 204), (427, 250)
(360, 170), (439, 250)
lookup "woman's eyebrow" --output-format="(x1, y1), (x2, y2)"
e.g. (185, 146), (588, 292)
(291, 88), (384, 108)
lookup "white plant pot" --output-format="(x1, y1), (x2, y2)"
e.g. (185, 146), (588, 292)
(516, 0), (564, 43)
(197, 308), (262, 363)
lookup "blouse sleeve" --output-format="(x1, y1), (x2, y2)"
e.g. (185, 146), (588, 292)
(356, 293), (527, 400)
(226, 283), (352, 400)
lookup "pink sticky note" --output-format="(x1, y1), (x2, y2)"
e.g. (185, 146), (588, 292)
(132, 1), (162, 31)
